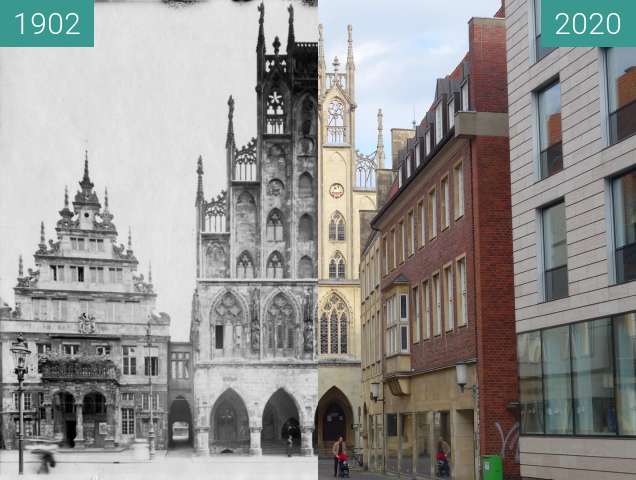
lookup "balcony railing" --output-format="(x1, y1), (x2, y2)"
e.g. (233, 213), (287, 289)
(39, 357), (120, 382)
(609, 99), (636, 146)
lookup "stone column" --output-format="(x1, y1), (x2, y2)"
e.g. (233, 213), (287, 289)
(300, 425), (314, 456)
(74, 403), (85, 449)
(195, 426), (209, 456)
(104, 403), (115, 449)
(249, 426), (262, 456)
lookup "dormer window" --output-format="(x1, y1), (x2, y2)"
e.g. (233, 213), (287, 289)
(435, 102), (444, 144)
(425, 130), (431, 156)
(448, 97), (456, 130)
(406, 154), (412, 178)
(461, 81), (469, 111)
(415, 143), (421, 167)
(398, 165), (403, 188)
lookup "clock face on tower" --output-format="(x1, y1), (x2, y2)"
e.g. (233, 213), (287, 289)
(329, 183), (344, 199)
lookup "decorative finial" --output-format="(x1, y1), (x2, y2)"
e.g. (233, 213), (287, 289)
(148, 262), (153, 284)
(127, 227), (132, 251)
(18, 255), (23, 277)
(104, 187), (109, 209)
(64, 186), (69, 208)
(80, 150), (94, 191)
(40, 221), (45, 244)
(376, 108), (385, 168)
(287, 3), (295, 47)
(197, 156), (203, 176)
(257, 2), (265, 51)
(258, 2), (264, 25)
(226, 96), (235, 150)
(273, 36), (281, 56)
(333, 56), (340, 72)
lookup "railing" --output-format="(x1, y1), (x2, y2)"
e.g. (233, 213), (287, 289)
(609, 99), (636, 146)
(544, 264), (568, 302)
(327, 126), (346, 144)
(615, 242), (636, 284)
(40, 362), (119, 382)
(540, 141), (563, 179)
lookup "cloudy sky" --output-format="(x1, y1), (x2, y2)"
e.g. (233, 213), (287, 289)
(320, 0), (503, 164)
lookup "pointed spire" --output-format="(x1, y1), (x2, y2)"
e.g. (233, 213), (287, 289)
(273, 36), (281, 56)
(287, 3), (295, 49)
(318, 24), (325, 69)
(257, 2), (265, 53)
(18, 255), (23, 277)
(80, 150), (94, 191)
(376, 109), (386, 168)
(104, 187), (109, 210)
(333, 56), (340, 73)
(40, 221), (45, 245)
(148, 262), (153, 284)
(226, 96), (235, 150)
(196, 156), (204, 204)
(64, 186), (69, 208)
(347, 25), (354, 65)
(127, 227), (132, 253)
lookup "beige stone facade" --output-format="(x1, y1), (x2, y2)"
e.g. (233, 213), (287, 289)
(316, 24), (378, 456)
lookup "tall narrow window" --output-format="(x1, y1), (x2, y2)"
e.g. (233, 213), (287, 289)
(435, 102), (444, 144)
(412, 286), (420, 343)
(266, 252), (284, 279)
(121, 409), (135, 435)
(453, 162), (464, 219)
(425, 130), (431, 156)
(537, 81), (562, 179)
(533, 0), (556, 61)
(443, 265), (454, 331)
(122, 346), (136, 375)
(399, 222), (405, 263)
(542, 200), (568, 301)
(432, 273), (441, 336)
(327, 99), (346, 144)
(606, 48), (636, 145)
(456, 257), (467, 327)
(418, 201), (425, 247)
(461, 81), (469, 111)
(422, 281), (431, 339)
(399, 294), (409, 352)
(613, 170), (636, 283)
(266, 210), (284, 242)
(517, 331), (544, 434)
(543, 325), (573, 434)
(408, 211), (415, 256)
(329, 212), (346, 241)
(427, 188), (437, 240)
(441, 176), (450, 229)
(329, 252), (346, 280)
(415, 143), (421, 167)
(448, 97), (456, 129)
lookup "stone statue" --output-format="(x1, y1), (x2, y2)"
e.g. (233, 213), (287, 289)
(250, 289), (260, 353)
(303, 289), (313, 353)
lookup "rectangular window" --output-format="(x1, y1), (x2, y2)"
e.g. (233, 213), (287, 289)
(456, 257), (467, 327)
(543, 325), (573, 434)
(121, 392), (134, 402)
(77, 266), (84, 282)
(398, 165), (403, 188)
(13, 392), (33, 411)
(121, 408), (135, 435)
(542, 200), (568, 301)
(412, 286), (420, 343)
(382, 236), (388, 275)
(432, 273), (441, 336)
(408, 211), (415, 256)
(533, 0), (556, 61)
(399, 222), (405, 263)
(123, 346), (137, 375)
(95, 345), (111, 356)
(215, 325), (224, 350)
(142, 393), (159, 411)
(443, 265), (454, 331)
(612, 170), (636, 283)
(89, 267), (97, 283)
(406, 154), (411, 178)
(425, 130), (431, 156)
(448, 97), (455, 129)
(37, 343), (51, 373)
(171, 351), (191, 379)
(144, 355), (159, 377)
(399, 294), (409, 353)
(427, 188), (437, 240)
(441, 176), (450, 229)
(415, 143), (421, 167)
(461, 81), (469, 111)
(453, 162), (464, 219)
(391, 229), (397, 270)
(417, 201), (425, 248)
(89, 239), (97, 252)
(537, 81), (562, 179)
(77, 238), (85, 251)
(607, 48), (636, 144)
(435, 102), (443, 144)
(615, 312), (636, 435)
(62, 344), (79, 355)
(422, 281), (431, 339)
(517, 331), (544, 434)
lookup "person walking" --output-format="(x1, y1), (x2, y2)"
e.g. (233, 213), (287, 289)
(332, 436), (346, 477)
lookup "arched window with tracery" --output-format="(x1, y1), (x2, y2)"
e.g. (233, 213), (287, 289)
(299, 172), (313, 197)
(266, 251), (284, 279)
(265, 293), (297, 357)
(298, 214), (313, 242)
(319, 293), (349, 355)
(266, 210), (284, 242)
(329, 212), (345, 241)
(236, 251), (255, 279)
(327, 100), (346, 144)
(266, 89), (286, 135)
(329, 252), (346, 280)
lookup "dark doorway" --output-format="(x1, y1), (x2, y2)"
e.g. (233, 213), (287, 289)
(210, 389), (249, 454)
(65, 421), (76, 448)
(261, 389), (300, 455)
(168, 396), (193, 448)
(53, 392), (76, 448)
(323, 402), (346, 442)
(83, 392), (107, 447)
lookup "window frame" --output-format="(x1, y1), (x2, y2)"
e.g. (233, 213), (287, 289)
(441, 175), (450, 230)
(538, 199), (569, 302)
(453, 161), (465, 220)
(428, 187), (437, 240)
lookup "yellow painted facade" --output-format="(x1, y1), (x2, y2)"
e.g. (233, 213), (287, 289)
(315, 24), (380, 456)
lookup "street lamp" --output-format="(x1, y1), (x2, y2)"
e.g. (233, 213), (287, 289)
(11, 333), (31, 475)
(455, 362), (478, 399)
(146, 317), (155, 459)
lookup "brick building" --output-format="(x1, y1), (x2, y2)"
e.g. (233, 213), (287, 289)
(362, 9), (519, 479)
(506, 0), (636, 477)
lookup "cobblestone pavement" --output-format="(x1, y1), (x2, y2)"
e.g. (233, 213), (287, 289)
(0, 449), (318, 480)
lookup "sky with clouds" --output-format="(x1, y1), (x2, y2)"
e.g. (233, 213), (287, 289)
(320, 0), (503, 165)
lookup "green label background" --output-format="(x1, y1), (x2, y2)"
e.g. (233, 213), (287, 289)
(0, 0), (94, 47)
(542, 0), (636, 47)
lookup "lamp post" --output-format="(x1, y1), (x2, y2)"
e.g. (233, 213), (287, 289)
(146, 318), (155, 459)
(10, 333), (31, 475)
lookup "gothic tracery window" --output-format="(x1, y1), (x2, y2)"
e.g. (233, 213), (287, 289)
(236, 251), (255, 279)
(265, 293), (296, 355)
(299, 172), (313, 197)
(210, 291), (245, 356)
(298, 214), (313, 242)
(266, 210), (284, 242)
(327, 100), (346, 144)
(329, 212), (345, 241)
(328, 252), (346, 280)
(266, 90), (286, 135)
(355, 153), (377, 190)
(266, 251), (284, 279)
(319, 293), (349, 355)
(298, 256), (313, 278)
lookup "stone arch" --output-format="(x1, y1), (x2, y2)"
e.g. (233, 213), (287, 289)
(168, 396), (193, 447)
(209, 289), (248, 358)
(52, 390), (77, 447)
(318, 292), (351, 355)
(82, 390), (107, 447)
(298, 213), (314, 242)
(298, 255), (314, 279)
(314, 387), (354, 451)
(328, 251), (346, 280)
(205, 243), (227, 278)
(261, 388), (302, 454)
(236, 251), (255, 279)
(266, 251), (285, 279)
(266, 208), (284, 242)
(298, 172), (313, 197)
(262, 290), (300, 358)
(329, 211), (346, 241)
(267, 178), (285, 197)
(209, 388), (250, 454)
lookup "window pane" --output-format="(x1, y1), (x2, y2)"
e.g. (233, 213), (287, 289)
(613, 170), (636, 283)
(518, 331), (544, 434)
(538, 82), (562, 178)
(543, 325), (573, 434)
(607, 48), (636, 144)
(572, 318), (616, 435)
(614, 313), (636, 435)
(543, 201), (568, 301)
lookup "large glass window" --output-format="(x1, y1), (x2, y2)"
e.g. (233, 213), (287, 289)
(518, 331), (544, 434)
(543, 325), (573, 434)
(613, 169), (636, 283)
(606, 48), (636, 145)
(614, 313), (636, 435)
(572, 319), (616, 435)
(542, 200), (568, 301)
(537, 81), (562, 179)
(533, 0), (556, 61)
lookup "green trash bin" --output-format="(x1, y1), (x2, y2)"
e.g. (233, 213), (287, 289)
(481, 454), (503, 480)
